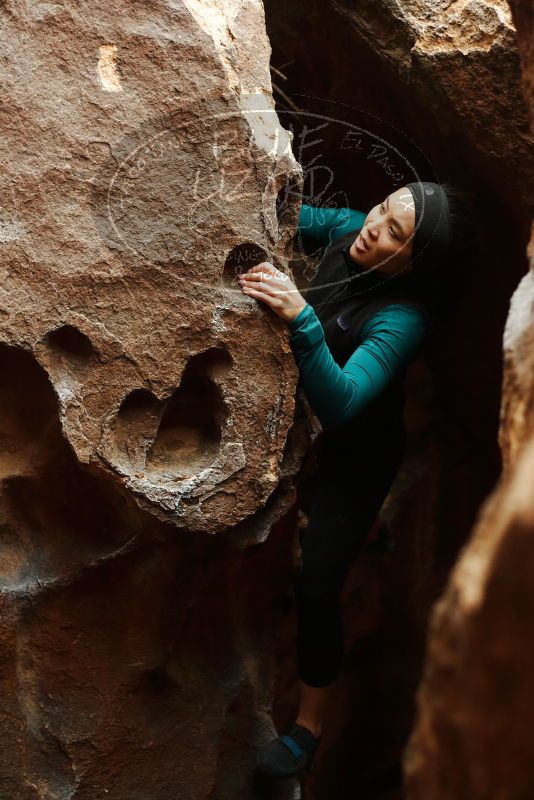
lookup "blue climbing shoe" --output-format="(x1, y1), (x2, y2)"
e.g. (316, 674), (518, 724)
(255, 723), (320, 778)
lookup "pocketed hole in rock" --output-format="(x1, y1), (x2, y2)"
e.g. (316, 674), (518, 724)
(222, 241), (271, 288)
(114, 351), (233, 479)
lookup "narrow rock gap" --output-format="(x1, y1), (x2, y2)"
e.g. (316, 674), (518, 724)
(262, 1), (533, 795)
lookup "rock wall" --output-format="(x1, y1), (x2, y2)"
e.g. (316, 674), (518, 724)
(0, 0), (305, 534)
(331, 0), (532, 212)
(0, 2), (309, 798)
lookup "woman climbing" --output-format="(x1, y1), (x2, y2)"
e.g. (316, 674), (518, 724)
(239, 181), (479, 779)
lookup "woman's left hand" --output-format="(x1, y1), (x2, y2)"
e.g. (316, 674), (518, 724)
(238, 262), (307, 324)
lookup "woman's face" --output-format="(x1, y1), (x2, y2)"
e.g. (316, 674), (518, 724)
(349, 186), (415, 275)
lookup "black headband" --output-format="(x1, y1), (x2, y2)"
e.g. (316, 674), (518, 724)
(405, 182), (450, 274)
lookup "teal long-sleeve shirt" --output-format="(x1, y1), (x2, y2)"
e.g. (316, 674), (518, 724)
(289, 203), (429, 431)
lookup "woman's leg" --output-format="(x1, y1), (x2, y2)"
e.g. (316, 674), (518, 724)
(295, 679), (335, 737)
(293, 444), (404, 731)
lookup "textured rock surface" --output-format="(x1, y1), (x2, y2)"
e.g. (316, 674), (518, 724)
(499, 256), (534, 472)
(0, 2), (311, 798)
(0, 0), (303, 535)
(331, 0), (533, 212)
(404, 440), (534, 798)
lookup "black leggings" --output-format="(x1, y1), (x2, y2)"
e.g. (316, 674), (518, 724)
(294, 431), (405, 687)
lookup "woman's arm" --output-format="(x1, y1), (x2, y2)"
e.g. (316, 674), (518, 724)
(299, 203), (367, 246)
(288, 302), (428, 431)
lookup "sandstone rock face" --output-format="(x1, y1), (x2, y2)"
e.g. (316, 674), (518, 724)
(500, 254), (534, 473)
(404, 439), (534, 798)
(331, 0), (532, 211)
(0, 2), (310, 798)
(0, 0), (303, 535)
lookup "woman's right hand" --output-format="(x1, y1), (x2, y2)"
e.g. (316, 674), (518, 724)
(238, 262), (307, 324)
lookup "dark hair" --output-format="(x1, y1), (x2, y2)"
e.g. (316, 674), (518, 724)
(412, 182), (481, 347)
